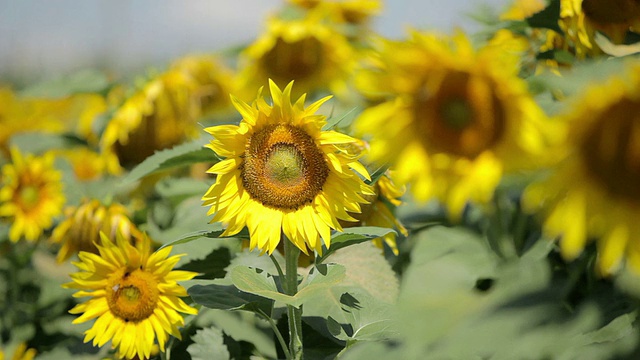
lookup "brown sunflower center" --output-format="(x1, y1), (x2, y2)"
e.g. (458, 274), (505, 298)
(242, 124), (329, 210)
(414, 71), (506, 159)
(262, 37), (324, 82)
(582, 0), (640, 24)
(18, 185), (40, 210)
(581, 98), (640, 202)
(106, 269), (159, 323)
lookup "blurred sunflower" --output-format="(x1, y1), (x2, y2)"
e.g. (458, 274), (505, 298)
(100, 70), (200, 170)
(202, 80), (373, 254)
(341, 172), (407, 255)
(51, 198), (144, 263)
(170, 54), (235, 116)
(355, 32), (550, 217)
(0, 343), (37, 360)
(64, 233), (197, 359)
(53, 147), (114, 181)
(523, 63), (640, 276)
(0, 148), (65, 242)
(581, 0), (640, 44)
(288, 0), (382, 25)
(237, 15), (356, 100)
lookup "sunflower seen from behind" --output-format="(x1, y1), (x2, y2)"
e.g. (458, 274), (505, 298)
(355, 31), (550, 217)
(64, 233), (197, 359)
(0, 148), (65, 242)
(523, 63), (640, 276)
(202, 80), (374, 255)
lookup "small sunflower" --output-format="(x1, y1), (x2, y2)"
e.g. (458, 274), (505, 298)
(100, 70), (200, 169)
(341, 172), (408, 255)
(355, 31), (550, 217)
(523, 63), (640, 276)
(237, 15), (356, 100)
(64, 233), (198, 359)
(0, 343), (37, 360)
(202, 80), (374, 254)
(0, 148), (65, 242)
(51, 198), (144, 263)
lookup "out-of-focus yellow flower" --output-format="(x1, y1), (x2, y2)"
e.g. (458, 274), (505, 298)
(0, 148), (65, 242)
(500, 0), (546, 21)
(0, 343), (37, 360)
(581, 0), (640, 44)
(51, 198), (144, 263)
(355, 31), (551, 218)
(237, 15), (357, 101)
(53, 147), (115, 181)
(100, 70), (201, 170)
(202, 80), (374, 254)
(523, 63), (640, 276)
(170, 54), (235, 116)
(341, 173), (407, 255)
(288, 0), (382, 24)
(64, 233), (197, 359)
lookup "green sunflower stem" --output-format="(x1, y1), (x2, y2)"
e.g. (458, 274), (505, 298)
(284, 236), (303, 360)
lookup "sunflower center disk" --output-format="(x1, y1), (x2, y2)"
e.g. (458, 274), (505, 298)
(414, 71), (505, 159)
(107, 269), (159, 323)
(242, 124), (329, 210)
(262, 37), (324, 82)
(582, 99), (640, 202)
(18, 185), (40, 210)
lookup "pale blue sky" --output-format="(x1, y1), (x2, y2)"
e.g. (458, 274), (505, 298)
(0, 0), (508, 85)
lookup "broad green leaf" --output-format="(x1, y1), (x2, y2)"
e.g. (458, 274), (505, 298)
(178, 247), (231, 280)
(295, 264), (346, 304)
(157, 222), (225, 250)
(187, 327), (230, 360)
(120, 138), (220, 185)
(317, 226), (396, 263)
(20, 69), (109, 98)
(188, 283), (274, 314)
(330, 292), (398, 342)
(230, 266), (294, 305)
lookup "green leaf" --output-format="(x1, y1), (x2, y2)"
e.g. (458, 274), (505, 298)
(178, 248), (231, 280)
(187, 327), (230, 360)
(230, 266), (293, 305)
(188, 283), (274, 314)
(317, 226), (396, 263)
(120, 138), (220, 185)
(365, 163), (390, 186)
(331, 292), (399, 342)
(295, 264), (347, 305)
(526, 0), (562, 33)
(19, 69), (110, 98)
(157, 222), (225, 250)
(323, 106), (360, 131)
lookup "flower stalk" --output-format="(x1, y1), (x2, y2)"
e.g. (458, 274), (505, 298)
(284, 235), (303, 360)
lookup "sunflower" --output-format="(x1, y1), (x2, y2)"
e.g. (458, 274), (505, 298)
(523, 63), (640, 276)
(100, 70), (200, 170)
(51, 198), (144, 263)
(236, 15), (357, 101)
(170, 54), (235, 116)
(0, 343), (37, 360)
(355, 31), (550, 217)
(64, 233), (197, 359)
(0, 148), (65, 242)
(202, 80), (373, 254)
(288, 0), (382, 24)
(581, 0), (640, 44)
(341, 172), (408, 255)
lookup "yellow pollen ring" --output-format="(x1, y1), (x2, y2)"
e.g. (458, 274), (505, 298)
(242, 124), (329, 210)
(106, 269), (159, 323)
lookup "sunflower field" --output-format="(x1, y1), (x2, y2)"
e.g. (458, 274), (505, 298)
(3, 0), (640, 359)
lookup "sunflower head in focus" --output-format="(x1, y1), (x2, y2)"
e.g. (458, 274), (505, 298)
(64, 233), (197, 359)
(100, 70), (201, 170)
(237, 16), (356, 101)
(355, 31), (551, 217)
(0, 148), (65, 242)
(51, 198), (144, 263)
(202, 80), (374, 254)
(170, 55), (235, 116)
(523, 63), (640, 276)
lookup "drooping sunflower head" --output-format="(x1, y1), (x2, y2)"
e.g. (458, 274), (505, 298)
(237, 15), (356, 100)
(100, 70), (201, 169)
(202, 80), (374, 254)
(524, 62), (640, 275)
(0, 148), (65, 242)
(64, 233), (198, 359)
(51, 198), (144, 263)
(355, 31), (551, 216)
